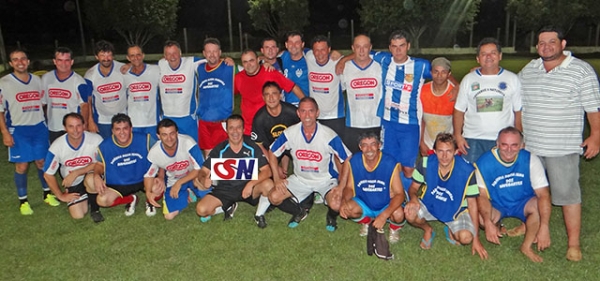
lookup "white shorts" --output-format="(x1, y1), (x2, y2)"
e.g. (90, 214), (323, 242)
(286, 175), (338, 203)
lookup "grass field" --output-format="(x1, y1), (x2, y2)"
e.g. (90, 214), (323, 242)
(1, 58), (600, 280)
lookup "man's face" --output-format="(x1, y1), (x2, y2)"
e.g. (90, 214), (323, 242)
(158, 126), (178, 150)
(241, 52), (259, 75)
(226, 118), (244, 145)
(476, 43), (502, 70)
(312, 41), (330, 65)
(9, 51), (29, 74)
(261, 40), (279, 61)
(496, 132), (522, 162)
(112, 121), (132, 146)
(285, 35), (304, 57)
(389, 38), (410, 63)
(297, 100), (319, 127)
(431, 65), (450, 87)
(262, 85), (282, 111)
(53, 52), (74, 75)
(164, 45), (182, 69)
(352, 35), (372, 63)
(537, 31), (566, 62)
(434, 141), (456, 168)
(203, 43), (221, 66)
(95, 51), (114, 68)
(126, 46), (145, 68)
(64, 116), (84, 141)
(359, 137), (381, 162)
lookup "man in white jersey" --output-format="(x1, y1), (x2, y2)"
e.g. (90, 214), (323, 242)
(43, 113), (103, 220)
(84, 40), (126, 139)
(454, 37), (522, 163)
(41, 47), (89, 143)
(340, 34), (382, 153)
(123, 45), (160, 136)
(519, 26), (600, 262)
(0, 49), (60, 215)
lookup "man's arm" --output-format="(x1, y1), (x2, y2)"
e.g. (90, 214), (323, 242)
(582, 111), (600, 159)
(534, 186), (552, 251)
(170, 169), (200, 199)
(269, 150), (287, 195)
(373, 166), (405, 229)
(92, 162), (107, 195)
(514, 111), (522, 132)
(453, 109), (469, 155)
(242, 164), (273, 198)
(61, 163), (95, 188)
(290, 85), (305, 100)
(467, 196), (488, 260)
(335, 53), (355, 75)
(0, 113), (14, 147)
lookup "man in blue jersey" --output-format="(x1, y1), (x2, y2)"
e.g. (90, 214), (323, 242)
(260, 38), (282, 73)
(476, 127), (551, 262)
(338, 132), (405, 243)
(280, 31), (310, 106)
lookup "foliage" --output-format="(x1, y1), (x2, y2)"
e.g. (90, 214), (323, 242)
(506, 0), (587, 34)
(83, 0), (179, 47)
(247, 0), (310, 41)
(359, 0), (481, 50)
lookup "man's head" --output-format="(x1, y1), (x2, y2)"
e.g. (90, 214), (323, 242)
(496, 126), (523, 163)
(9, 49), (30, 74)
(388, 30), (411, 63)
(358, 132), (381, 161)
(163, 40), (182, 69)
(53, 47), (74, 75)
(430, 57), (451, 87)
(297, 97), (319, 127)
(203, 38), (222, 66)
(433, 133), (457, 168)
(285, 31), (305, 57)
(126, 45), (145, 68)
(476, 37), (502, 71)
(352, 34), (372, 64)
(311, 35), (331, 65)
(111, 113), (133, 145)
(261, 38), (279, 61)
(156, 118), (179, 149)
(262, 81), (282, 111)
(94, 40), (115, 68)
(536, 26), (567, 62)
(225, 114), (244, 145)
(241, 49), (260, 75)
(63, 112), (85, 141)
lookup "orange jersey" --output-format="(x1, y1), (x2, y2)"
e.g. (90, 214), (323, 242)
(421, 81), (455, 115)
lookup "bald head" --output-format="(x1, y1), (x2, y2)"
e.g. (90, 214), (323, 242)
(352, 35), (372, 64)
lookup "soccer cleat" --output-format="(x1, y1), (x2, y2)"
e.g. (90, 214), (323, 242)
(314, 193), (324, 204)
(224, 202), (238, 221)
(200, 216), (212, 223)
(91, 210), (104, 223)
(20, 202), (33, 215)
(44, 194), (60, 207)
(288, 208), (308, 228)
(254, 215), (267, 228)
(145, 202), (156, 217)
(388, 228), (401, 244)
(124, 194), (138, 217)
(359, 223), (369, 237)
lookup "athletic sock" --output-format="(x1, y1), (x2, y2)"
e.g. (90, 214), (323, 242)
(277, 197), (301, 215)
(19, 198), (28, 204)
(255, 195), (270, 216)
(214, 207), (224, 215)
(327, 207), (339, 219)
(299, 193), (314, 211)
(37, 169), (49, 192)
(110, 195), (134, 207)
(15, 172), (28, 200)
(357, 216), (372, 224)
(88, 193), (100, 212)
(389, 220), (406, 231)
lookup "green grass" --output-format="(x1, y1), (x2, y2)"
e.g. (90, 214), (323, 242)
(1, 58), (600, 280)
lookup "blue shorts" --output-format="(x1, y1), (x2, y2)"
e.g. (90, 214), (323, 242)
(165, 116), (198, 141)
(8, 122), (49, 163)
(351, 197), (389, 221)
(494, 197), (532, 222)
(97, 123), (112, 139)
(462, 138), (496, 163)
(380, 121), (419, 168)
(163, 182), (211, 214)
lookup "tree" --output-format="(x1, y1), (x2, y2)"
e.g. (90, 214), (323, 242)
(359, 0), (480, 50)
(507, 0), (586, 34)
(247, 0), (309, 40)
(83, 0), (178, 47)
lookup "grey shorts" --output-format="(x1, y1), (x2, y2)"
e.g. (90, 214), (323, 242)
(538, 154), (580, 205)
(418, 200), (475, 236)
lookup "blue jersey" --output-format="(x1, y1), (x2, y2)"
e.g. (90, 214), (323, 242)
(197, 60), (235, 121)
(349, 152), (399, 210)
(280, 50), (309, 106)
(97, 133), (153, 186)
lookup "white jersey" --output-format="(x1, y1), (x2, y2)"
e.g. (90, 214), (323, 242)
(158, 57), (205, 118)
(41, 70), (87, 132)
(455, 68), (522, 140)
(44, 131), (103, 186)
(0, 73), (45, 126)
(341, 59), (382, 128)
(145, 134), (203, 188)
(84, 61), (127, 125)
(270, 122), (351, 184)
(123, 64), (160, 128)
(305, 51), (345, 119)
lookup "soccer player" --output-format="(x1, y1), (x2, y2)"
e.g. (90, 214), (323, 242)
(196, 114), (274, 228)
(260, 37), (282, 72)
(0, 49), (59, 215)
(280, 31), (310, 106)
(43, 113), (103, 220)
(84, 40), (127, 139)
(41, 47), (89, 143)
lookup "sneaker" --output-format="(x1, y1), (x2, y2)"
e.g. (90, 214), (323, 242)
(326, 212), (338, 232)
(389, 228), (400, 244)
(288, 208), (308, 228)
(314, 193), (323, 204)
(44, 194), (60, 207)
(145, 202), (156, 217)
(124, 195), (138, 217)
(91, 210), (104, 223)
(359, 223), (369, 237)
(200, 216), (212, 223)
(254, 215), (267, 228)
(224, 202), (238, 221)
(20, 202), (33, 215)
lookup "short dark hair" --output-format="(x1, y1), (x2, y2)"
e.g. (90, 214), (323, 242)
(262, 81), (282, 94)
(94, 40), (115, 55)
(62, 112), (85, 126)
(477, 37), (502, 55)
(164, 40), (181, 50)
(9, 48), (28, 59)
(111, 113), (132, 129)
(389, 30), (411, 44)
(298, 97), (319, 111)
(433, 133), (457, 150)
(285, 31), (304, 42)
(203, 38), (221, 49)
(55, 47), (73, 58)
(497, 126), (523, 141)
(310, 35), (330, 48)
(157, 118), (178, 134)
(357, 132), (380, 146)
(241, 48), (257, 57)
(226, 114), (244, 128)
(261, 37), (278, 48)
(537, 26), (565, 42)
(127, 44), (144, 54)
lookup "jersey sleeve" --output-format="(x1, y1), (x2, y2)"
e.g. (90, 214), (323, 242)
(273, 71), (296, 93)
(188, 145), (204, 170)
(329, 136), (351, 162)
(530, 154), (549, 189)
(43, 150), (60, 175)
(454, 77), (470, 112)
(270, 131), (289, 157)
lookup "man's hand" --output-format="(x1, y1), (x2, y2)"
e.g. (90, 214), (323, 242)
(170, 182), (182, 199)
(483, 220), (502, 245)
(94, 174), (107, 195)
(119, 63), (131, 74)
(273, 178), (288, 195)
(146, 190), (161, 207)
(2, 133), (14, 147)
(404, 199), (420, 219)
(61, 172), (79, 188)
(58, 191), (80, 203)
(262, 62), (275, 72)
(581, 136), (600, 159)
(242, 182), (254, 199)
(153, 178), (166, 194)
(277, 166), (287, 179)
(339, 201), (352, 219)
(87, 122), (99, 133)
(472, 240), (489, 260)
(449, 86), (459, 102)
(372, 213), (387, 230)
(224, 57), (235, 66)
(536, 225), (551, 251)
(455, 135), (469, 156)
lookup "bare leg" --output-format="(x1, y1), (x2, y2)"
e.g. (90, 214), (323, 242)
(563, 204), (582, 261)
(521, 213), (543, 263)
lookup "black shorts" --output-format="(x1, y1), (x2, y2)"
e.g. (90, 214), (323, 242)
(210, 183), (259, 210)
(66, 181), (88, 207)
(108, 182), (144, 197)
